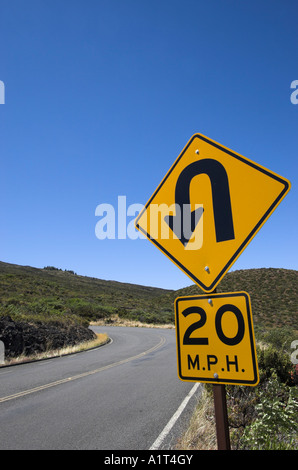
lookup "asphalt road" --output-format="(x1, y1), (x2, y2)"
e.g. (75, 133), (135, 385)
(0, 326), (201, 450)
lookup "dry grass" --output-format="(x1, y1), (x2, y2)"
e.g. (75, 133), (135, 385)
(2, 333), (109, 367)
(175, 386), (217, 450)
(91, 314), (175, 329)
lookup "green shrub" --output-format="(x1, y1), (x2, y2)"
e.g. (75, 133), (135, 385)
(257, 345), (293, 385)
(240, 373), (298, 450)
(262, 326), (296, 351)
(227, 345), (297, 449)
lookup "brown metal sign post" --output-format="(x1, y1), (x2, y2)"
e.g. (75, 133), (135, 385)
(212, 288), (230, 451)
(213, 384), (231, 450)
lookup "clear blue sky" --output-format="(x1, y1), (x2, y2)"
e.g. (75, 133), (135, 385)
(0, 0), (297, 289)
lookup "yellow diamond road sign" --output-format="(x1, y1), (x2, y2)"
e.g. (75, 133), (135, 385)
(135, 134), (291, 292)
(175, 292), (259, 386)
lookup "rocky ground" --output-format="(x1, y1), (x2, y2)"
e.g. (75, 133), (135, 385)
(0, 315), (96, 358)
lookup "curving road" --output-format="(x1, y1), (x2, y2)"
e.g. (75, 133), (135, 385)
(0, 326), (201, 450)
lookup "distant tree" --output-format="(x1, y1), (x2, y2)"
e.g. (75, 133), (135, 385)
(43, 266), (61, 271)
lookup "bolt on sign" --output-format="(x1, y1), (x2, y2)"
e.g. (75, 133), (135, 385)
(135, 134), (291, 292)
(175, 292), (259, 386)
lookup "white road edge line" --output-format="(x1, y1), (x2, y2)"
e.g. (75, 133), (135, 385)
(149, 382), (200, 450)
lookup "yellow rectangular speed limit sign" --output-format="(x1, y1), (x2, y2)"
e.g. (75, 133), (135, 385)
(175, 292), (259, 386)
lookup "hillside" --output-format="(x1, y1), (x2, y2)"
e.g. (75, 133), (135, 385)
(0, 261), (297, 330)
(176, 268), (298, 332)
(0, 261), (174, 326)
(0, 261), (173, 358)
(0, 261), (297, 357)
